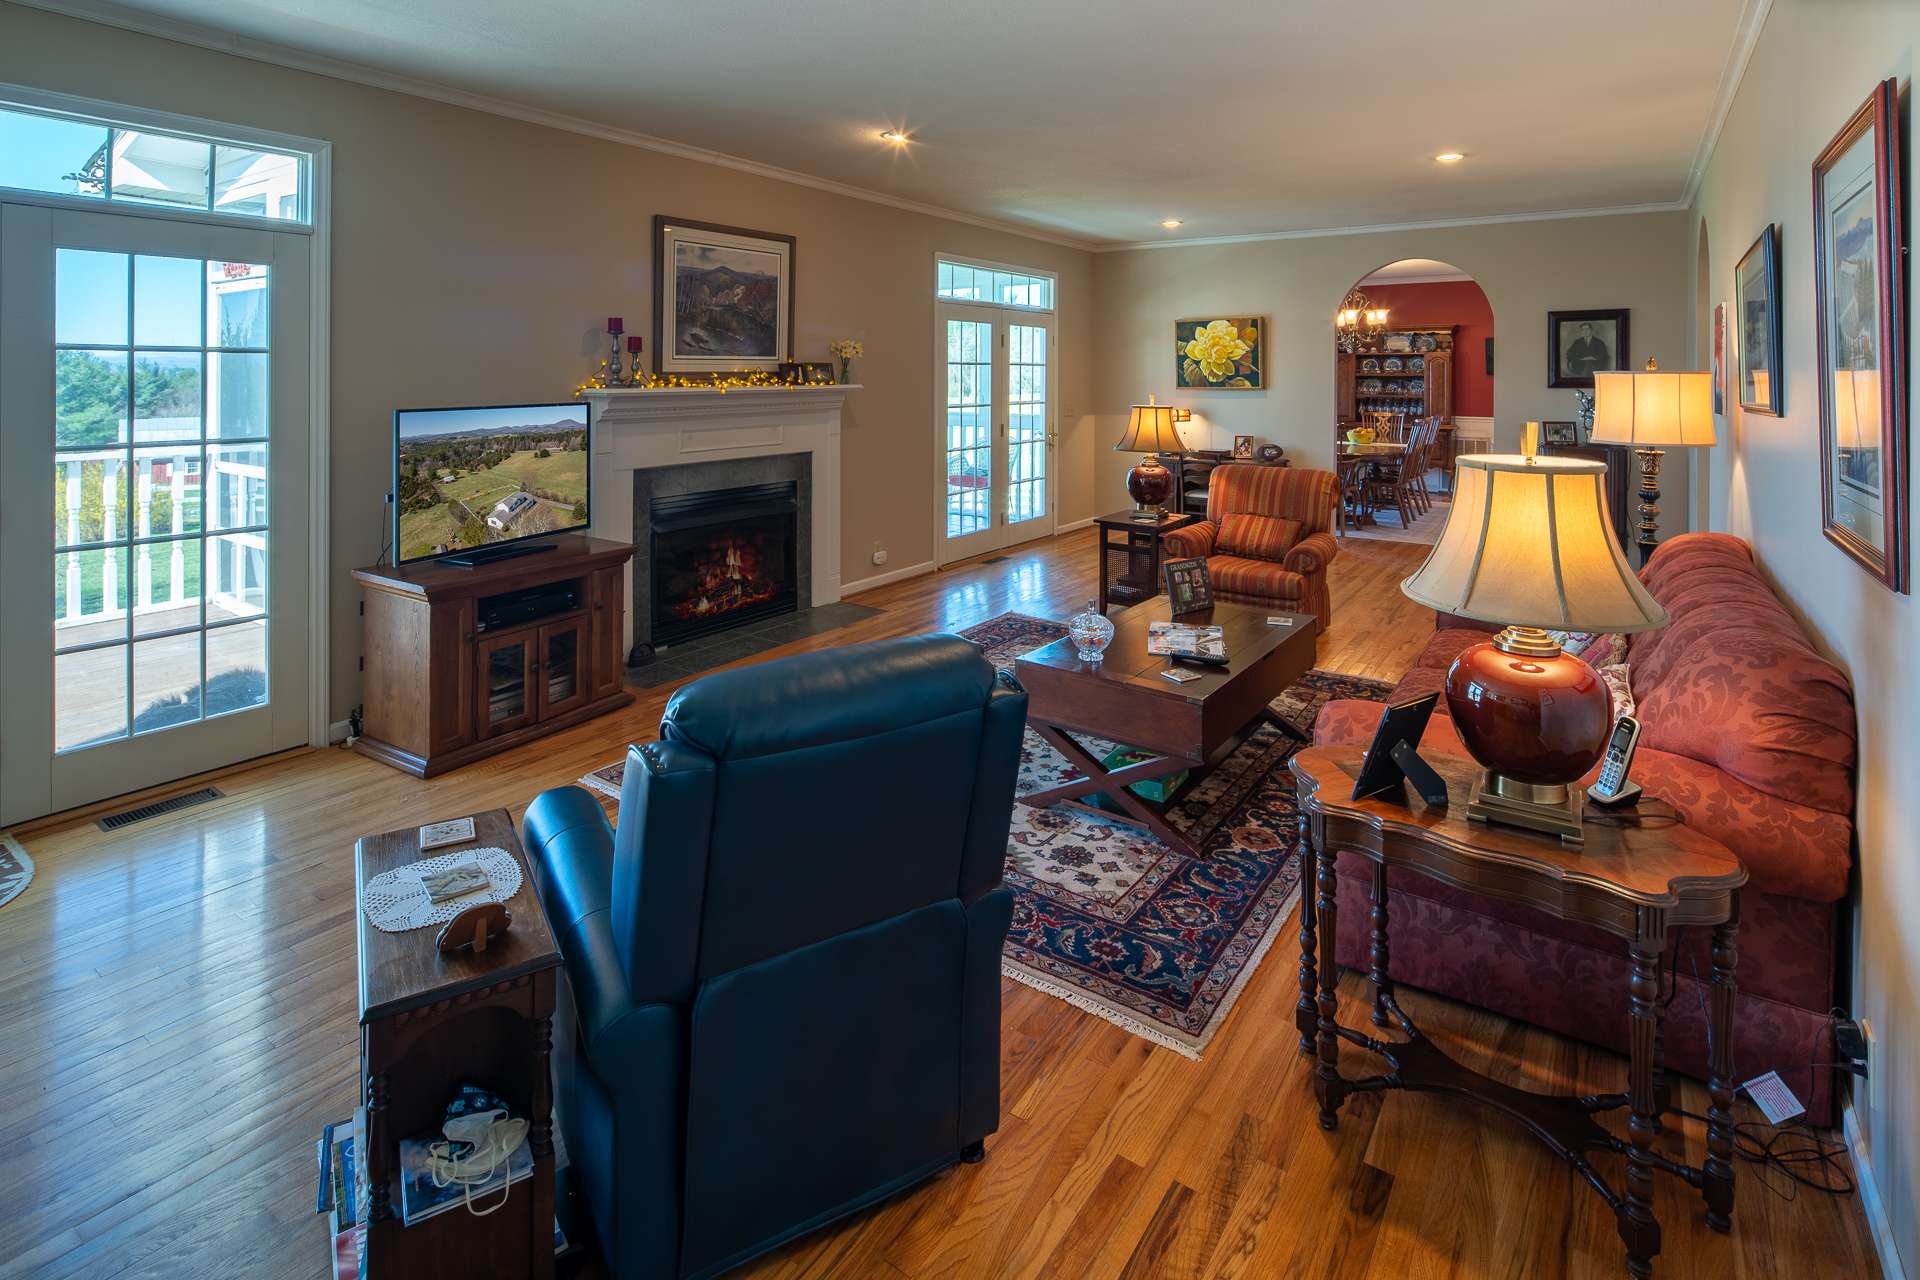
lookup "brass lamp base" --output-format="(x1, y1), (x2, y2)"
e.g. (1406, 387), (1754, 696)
(1466, 769), (1587, 845)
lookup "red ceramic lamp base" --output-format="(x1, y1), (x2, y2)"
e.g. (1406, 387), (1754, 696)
(1126, 454), (1173, 512)
(1444, 627), (1613, 843)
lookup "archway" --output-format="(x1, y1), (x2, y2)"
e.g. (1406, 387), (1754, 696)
(1332, 258), (1493, 544)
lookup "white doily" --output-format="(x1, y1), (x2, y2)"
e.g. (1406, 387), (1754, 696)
(362, 847), (524, 933)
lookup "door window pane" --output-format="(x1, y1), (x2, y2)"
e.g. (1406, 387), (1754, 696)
(209, 262), (269, 347)
(132, 538), (201, 637)
(135, 446), (204, 536)
(133, 351), (202, 440)
(109, 129), (210, 209)
(205, 620), (268, 716)
(55, 249), (127, 345)
(56, 646), (127, 751)
(1007, 324), (1049, 525)
(52, 454), (128, 548)
(56, 350), (128, 446)
(133, 632), (202, 734)
(208, 444), (268, 529)
(134, 255), (203, 346)
(0, 109), (108, 197)
(208, 353), (269, 437)
(54, 548), (124, 640)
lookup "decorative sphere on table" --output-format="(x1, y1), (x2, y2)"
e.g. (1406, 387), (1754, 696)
(1125, 456), (1173, 510)
(1443, 642), (1612, 786)
(1068, 598), (1115, 663)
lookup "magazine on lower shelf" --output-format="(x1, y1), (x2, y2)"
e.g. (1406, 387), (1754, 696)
(1145, 621), (1226, 659)
(397, 1132), (535, 1226)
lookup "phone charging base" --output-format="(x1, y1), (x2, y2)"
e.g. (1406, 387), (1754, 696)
(1586, 779), (1643, 809)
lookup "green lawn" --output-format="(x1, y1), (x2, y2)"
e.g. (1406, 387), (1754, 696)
(56, 544), (203, 621)
(397, 450), (587, 561)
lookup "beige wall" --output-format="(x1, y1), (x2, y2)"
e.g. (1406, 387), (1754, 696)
(1089, 213), (1690, 523)
(0, 2), (1095, 721)
(1690, 1), (1916, 1271)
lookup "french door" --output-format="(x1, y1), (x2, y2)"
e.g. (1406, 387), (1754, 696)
(0, 205), (311, 823)
(935, 301), (1056, 564)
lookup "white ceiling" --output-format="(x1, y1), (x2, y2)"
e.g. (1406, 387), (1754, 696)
(29, 0), (1755, 248)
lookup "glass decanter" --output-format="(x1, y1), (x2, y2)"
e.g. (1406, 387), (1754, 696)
(1067, 598), (1115, 663)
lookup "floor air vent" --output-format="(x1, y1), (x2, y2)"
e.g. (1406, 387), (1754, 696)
(98, 786), (225, 833)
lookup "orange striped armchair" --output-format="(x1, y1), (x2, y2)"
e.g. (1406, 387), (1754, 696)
(1161, 465), (1340, 634)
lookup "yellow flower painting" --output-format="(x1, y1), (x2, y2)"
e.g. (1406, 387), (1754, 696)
(1175, 316), (1264, 389)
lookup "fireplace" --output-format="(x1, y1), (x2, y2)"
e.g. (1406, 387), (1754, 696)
(649, 481), (798, 647)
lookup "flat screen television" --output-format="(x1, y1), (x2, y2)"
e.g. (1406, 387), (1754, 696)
(392, 401), (591, 566)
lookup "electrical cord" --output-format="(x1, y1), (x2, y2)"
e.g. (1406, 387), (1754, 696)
(1676, 940), (1856, 1202)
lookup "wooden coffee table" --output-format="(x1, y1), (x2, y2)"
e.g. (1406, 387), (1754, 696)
(1289, 747), (1748, 1279)
(1013, 597), (1317, 856)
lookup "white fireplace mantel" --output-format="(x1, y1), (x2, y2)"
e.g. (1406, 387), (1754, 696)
(582, 384), (858, 659)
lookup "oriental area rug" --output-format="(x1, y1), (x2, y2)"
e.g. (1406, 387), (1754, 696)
(578, 612), (1391, 1059)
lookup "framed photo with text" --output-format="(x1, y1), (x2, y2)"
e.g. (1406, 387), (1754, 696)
(1812, 78), (1907, 593)
(1162, 557), (1214, 614)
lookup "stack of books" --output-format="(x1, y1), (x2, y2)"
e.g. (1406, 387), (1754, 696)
(315, 1111), (367, 1279)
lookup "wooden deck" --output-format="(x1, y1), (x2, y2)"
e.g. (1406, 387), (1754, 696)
(0, 528), (1878, 1279)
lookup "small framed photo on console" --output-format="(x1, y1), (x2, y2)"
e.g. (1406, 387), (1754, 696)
(1351, 693), (1447, 804)
(1162, 556), (1213, 614)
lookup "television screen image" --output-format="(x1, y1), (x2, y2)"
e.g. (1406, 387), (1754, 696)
(393, 403), (590, 564)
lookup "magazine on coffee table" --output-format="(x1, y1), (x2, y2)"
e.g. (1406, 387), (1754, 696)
(1146, 621), (1226, 660)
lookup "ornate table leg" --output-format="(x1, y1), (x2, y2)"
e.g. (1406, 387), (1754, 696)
(1314, 850), (1346, 1130)
(1619, 910), (1665, 1278)
(1705, 896), (1740, 1232)
(530, 1015), (555, 1159)
(366, 1070), (393, 1223)
(1369, 859), (1393, 1028)
(1295, 809), (1318, 1057)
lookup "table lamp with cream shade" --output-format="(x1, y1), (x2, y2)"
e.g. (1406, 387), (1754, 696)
(1590, 358), (1715, 564)
(1115, 395), (1188, 517)
(1402, 444), (1670, 842)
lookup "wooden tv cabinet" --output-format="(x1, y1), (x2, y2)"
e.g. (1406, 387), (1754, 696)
(352, 536), (635, 777)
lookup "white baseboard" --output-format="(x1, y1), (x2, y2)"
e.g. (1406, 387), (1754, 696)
(1843, 1097), (1909, 1280)
(328, 718), (351, 745)
(1055, 516), (1095, 533)
(842, 559), (935, 596)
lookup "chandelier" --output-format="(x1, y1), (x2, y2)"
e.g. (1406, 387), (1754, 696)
(1334, 287), (1389, 353)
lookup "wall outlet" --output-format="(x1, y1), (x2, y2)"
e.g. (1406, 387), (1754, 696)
(1862, 1018), (1882, 1113)
(871, 546), (888, 566)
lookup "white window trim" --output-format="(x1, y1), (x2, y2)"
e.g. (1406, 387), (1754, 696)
(2, 81), (334, 749)
(935, 251), (1058, 313)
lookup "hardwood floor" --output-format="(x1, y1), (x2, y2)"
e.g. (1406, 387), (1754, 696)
(0, 529), (1877, 1279)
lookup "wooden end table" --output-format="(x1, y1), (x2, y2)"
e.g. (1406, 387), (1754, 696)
(1288, 747), (1747, 1279)
(1014, 598), (1316, 856)
(1094, 508), (1196, 614)
(356, 809), (560, 1278)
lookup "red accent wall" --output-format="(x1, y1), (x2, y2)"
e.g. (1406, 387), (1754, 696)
(1361, 280), (1494, 418)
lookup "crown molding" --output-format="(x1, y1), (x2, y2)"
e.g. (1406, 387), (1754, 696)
(5, 0), (1106, 253)
(1100, 200), (1689, 252)
(1680, 0), (1774, 209)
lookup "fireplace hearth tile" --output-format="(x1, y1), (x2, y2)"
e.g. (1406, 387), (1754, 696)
(625, 601), (881, 690)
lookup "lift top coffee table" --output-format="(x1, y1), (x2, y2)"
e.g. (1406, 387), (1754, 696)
(1014, 597), (1317, 856)
(1289, 746), (1748, 1279)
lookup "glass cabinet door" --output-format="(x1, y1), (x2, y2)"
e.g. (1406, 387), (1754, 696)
(538, 619), (588, 718)
(476, 632), (534, 737)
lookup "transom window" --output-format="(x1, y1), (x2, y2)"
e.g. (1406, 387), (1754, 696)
(937, 259), (1054, 310)
(0, 102), (310, 223)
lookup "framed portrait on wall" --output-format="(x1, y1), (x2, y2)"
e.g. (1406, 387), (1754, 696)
(1735, 225), (1783, 416)
(1546, 308), (1629, 388)
(1812, 78), (1908, 593)
(653, 216), (795, 374)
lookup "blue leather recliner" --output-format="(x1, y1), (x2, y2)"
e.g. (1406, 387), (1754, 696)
(522, 634), (1027, 1278)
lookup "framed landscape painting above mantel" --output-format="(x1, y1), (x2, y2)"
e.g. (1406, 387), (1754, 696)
(1812, 78), (1908, 593)
(654, 216), (795, 375)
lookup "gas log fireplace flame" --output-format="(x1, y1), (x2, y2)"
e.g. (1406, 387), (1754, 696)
(674, 538), (782, 620)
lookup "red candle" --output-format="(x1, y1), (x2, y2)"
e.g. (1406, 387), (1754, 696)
(606, 316), (624, 334)
(627, 335), (642, 353)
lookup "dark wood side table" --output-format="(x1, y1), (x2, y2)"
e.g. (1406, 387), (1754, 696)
(1288, 747), (1747, 1279)
(1094, 508), (1195, 614)
(356, 809), (560, 1278)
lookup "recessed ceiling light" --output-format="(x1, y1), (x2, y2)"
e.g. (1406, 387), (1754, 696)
(1161, 219), (1184, 229)
(879, 129), (912, 144)
(1434, 152), (1465, 164)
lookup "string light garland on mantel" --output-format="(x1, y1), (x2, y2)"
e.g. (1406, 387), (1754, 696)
(574, 363), (837, 397)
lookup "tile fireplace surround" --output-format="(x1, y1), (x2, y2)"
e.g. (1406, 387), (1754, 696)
(582, 385), (855, 662)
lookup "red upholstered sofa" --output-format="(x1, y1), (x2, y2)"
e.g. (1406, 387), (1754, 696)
(1314, 533), (1855, 1122)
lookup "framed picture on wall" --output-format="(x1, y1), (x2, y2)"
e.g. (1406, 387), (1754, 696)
(1546, 308), (1630, 388)
(1735, 225), (1783, 415)
(1812, 78), (1908, 593)
(1711, 302), (1728, 416)
(654, 216), (795, 375)
(1175, 316), (1264, 389)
